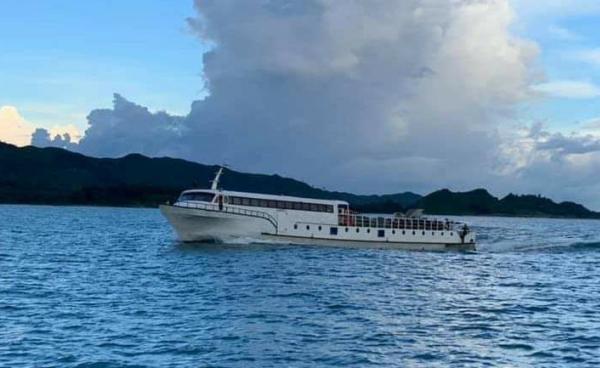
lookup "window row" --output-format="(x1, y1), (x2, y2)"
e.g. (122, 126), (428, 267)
(339, 215), (451, 230)
(228, 196), (334, 213)
(293, 224), (454, 237)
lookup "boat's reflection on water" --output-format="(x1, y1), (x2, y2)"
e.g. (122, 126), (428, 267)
(172, 239), (477, 254)
(173, 239), (290, 253)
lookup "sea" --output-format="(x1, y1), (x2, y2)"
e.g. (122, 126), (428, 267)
(1, 205), (599, 367)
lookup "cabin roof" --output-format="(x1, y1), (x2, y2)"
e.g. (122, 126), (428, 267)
(182, 189), (349, 206)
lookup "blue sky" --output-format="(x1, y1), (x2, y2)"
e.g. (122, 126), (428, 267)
(512, 1), (600, 131)
(1, 0), (207, 131)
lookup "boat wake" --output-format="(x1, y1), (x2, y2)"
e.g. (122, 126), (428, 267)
(481, 240), (600, 253)
(478, 234), (600, 253)
(460, 216), (600, 254)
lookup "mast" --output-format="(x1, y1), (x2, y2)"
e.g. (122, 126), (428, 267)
(210, 166), (225, 190)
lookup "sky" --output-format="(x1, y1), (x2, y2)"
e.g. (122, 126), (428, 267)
(0, 0), (207, 137)
(2, 0), (600, 209)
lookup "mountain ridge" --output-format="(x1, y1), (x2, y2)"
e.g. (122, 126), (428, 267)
(0, 142), (419, 211)
(1, 142), (598, 219)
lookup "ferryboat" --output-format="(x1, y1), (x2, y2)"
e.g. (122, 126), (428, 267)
(159, 168), (476, 251)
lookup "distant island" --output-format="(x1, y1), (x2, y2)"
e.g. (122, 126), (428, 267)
(1, 141), (599, 219)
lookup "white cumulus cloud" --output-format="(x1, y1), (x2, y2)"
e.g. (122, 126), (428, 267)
(532, 80), (600, 99)
(0, 105), (83, 148)
(0, 106), (35, 146)
(572, 48), (600, 66)
(64, 0), (539, 194)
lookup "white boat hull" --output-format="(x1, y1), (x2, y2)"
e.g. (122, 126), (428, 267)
(160, 204), (275, 242)
(160, 204), (476, 251)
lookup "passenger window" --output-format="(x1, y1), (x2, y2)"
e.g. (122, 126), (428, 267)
(330, 227), (338, 235)
(378, 230), (385, 238)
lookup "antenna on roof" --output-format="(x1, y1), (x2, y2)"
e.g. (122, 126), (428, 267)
(210, 165), (228, 190)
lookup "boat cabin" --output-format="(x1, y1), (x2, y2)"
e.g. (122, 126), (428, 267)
(178, 189), (346, 214)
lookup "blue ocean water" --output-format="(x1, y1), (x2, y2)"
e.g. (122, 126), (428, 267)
(1, 205), (599, 367)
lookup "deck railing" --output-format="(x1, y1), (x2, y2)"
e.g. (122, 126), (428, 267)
(174, 201), (278, 229)
(338, 213), (459, 231)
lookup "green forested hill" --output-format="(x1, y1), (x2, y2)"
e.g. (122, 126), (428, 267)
(0, 142), (419, 210)
(416, 189), (600, 218)
(1, 142), (598, 218)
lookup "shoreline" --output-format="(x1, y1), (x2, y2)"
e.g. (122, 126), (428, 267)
(2, 202), (600, 221)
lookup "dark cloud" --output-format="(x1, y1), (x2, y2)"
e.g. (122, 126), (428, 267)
(31, 128), (78, 150)
(77, 94), (185, 158)
(537, 133), (600, 155)
(491, 123), (600, 209)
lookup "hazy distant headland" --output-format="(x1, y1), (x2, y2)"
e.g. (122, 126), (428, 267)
(1, 141), (598, 219)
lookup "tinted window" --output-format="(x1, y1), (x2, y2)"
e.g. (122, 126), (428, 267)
(179, 192), (214, 202)
(330, 227), (338, 235)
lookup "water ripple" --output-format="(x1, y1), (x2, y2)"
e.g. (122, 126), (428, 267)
(1, 206), (599, 367)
